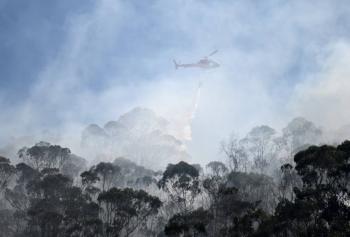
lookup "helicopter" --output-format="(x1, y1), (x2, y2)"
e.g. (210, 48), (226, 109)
(173, 50), (220, 69)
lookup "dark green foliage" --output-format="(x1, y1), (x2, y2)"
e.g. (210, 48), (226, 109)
(81, 170), (100, 187)
(0, 156), (16, 193)
(2, 140), (350, 237)
(164, 208), (211, 237)
(227, 171), (277, 211)
(18, 142), (71, 171)
(158, 161), (201, 214)
(16, 163), (40, 184)
(98, 187), (162, 236)
(0, 209), (16, 236)
(213, 186), (265, 237)
(159, 161), (199, 188)
(25, 170), (102, 237)
(278, 163), (301, 200)
(255, 141), (350, 236)
(89, 162), (120, 191)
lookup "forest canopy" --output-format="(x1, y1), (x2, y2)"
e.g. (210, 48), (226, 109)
(1, 121), (350, 236)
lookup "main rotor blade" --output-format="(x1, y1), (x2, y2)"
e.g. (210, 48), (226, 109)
(208, 50), (218, 57)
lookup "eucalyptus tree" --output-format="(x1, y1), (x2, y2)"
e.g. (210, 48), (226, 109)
(256, 141), (350, 236)
(158, 161), (201, 214)
(98, 187), (161, 237)
(243, 125), (277, 174)
(221, 135), (249, 172)
(0, 156), (16, 196)
(82, 162), (121, 192)
(18, 142), (71, 171)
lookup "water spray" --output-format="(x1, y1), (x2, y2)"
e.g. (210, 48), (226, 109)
(173, 50), (219, 141)
(191, 81), (202, 121)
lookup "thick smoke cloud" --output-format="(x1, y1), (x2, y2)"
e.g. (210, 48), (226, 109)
(0, 0), (349, 165)
(291, 41), (350, 130)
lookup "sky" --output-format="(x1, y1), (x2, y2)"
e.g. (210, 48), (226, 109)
(1, 0), (350, 164)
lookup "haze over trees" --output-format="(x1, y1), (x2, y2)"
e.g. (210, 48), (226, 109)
(0, 117), (350, 236)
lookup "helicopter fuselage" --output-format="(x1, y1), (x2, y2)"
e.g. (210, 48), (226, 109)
(174, 59), (219, 69)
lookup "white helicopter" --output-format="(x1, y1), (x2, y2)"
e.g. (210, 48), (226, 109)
(173, 50), (220, 69)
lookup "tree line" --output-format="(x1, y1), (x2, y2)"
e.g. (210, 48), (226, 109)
(0, 118), (349, 236)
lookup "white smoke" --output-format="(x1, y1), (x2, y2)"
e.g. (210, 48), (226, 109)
(1, 0), (350, 166)
(290, 40), (350, 131)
